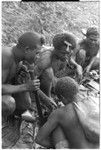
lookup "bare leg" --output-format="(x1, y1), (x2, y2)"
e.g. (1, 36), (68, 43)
(2, 95), (16, 119)
(13, 92), (31, 111)
(39, 67), (54, 97)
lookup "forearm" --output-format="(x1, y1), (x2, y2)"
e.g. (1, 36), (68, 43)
(70, 57), (79, 68)
(37, 90), (54, 110)
(2, 84), (27, 95)
(87, 56), (96, 70)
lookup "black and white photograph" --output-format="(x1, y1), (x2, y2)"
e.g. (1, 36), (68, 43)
(2, 0), (100, 149)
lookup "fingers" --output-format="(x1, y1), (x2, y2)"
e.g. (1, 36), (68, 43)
(26, 78), (40, 92)
(33, 79), (40, 83)
(33, 80), (40, 86)
(32, 79), (40, 91)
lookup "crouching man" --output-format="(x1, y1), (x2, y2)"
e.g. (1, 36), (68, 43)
(2, 31), (42, 148)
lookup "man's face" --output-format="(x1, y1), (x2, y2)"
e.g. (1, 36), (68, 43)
(58, 94), (70, 105)
(24, 45), (41, 64)
(56, 41), (73, 61)
(87, 35), (99, 46)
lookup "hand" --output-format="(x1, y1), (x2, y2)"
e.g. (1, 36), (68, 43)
(84, 65), (90, 74)
(26, 79), (40, 92)
(49, 98), (57, 109)
(76, 65), (83, 82)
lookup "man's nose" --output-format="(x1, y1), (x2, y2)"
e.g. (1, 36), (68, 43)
(66, 45), (70, 53)
(64, 41), (72, 53)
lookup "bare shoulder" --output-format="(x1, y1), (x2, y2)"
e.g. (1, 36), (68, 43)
(49, 107), (66, 119)
(36, 46), (54, 69)
(40, 45), (54, 57)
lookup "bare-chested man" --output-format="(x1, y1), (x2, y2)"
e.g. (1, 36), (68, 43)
(76, 27), (99, 75)
(35, 77), (99, 149)
(35, 32), (82, 97)
(2, 31), (44, 148)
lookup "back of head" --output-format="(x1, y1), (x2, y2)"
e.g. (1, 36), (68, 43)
(86, 27), (99, 38)
(17, 32), (45, 49)
(53, 32), (77, 51)
(55, 76), (79, 103)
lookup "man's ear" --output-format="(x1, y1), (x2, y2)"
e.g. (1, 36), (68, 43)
(40, 36), (45, 46)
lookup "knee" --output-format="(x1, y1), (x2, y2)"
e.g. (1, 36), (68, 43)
(76, 49), (86, 65)
(79, 49), (86, 57)
(2, 95), (16, 116)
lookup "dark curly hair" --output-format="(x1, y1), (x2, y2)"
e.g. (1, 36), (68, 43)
(86, 27), (99, 37)
(55, 76), (79, 102)
(53, 33), (77, 51)
(17, 32), (45, 49)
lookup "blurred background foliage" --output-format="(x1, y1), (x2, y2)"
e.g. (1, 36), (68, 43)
(2, 1), (100, 46)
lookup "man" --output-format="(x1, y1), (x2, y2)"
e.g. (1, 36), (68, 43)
(2, 31), (43, 148)
(34, 32), (82, 97)
(35, 77), (99, 149)
(76, 27), (99, 75)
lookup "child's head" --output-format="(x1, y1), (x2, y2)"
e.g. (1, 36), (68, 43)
(55, 76), (79, 104)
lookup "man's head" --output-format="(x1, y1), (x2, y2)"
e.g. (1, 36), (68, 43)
(85, 27), (99, 45)
(53, 33), (77, 61)
(55, 76), (79, 104)
(17, 32), (45, 63)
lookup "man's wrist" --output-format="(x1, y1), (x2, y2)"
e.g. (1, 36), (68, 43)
(21, 83), (28, 92)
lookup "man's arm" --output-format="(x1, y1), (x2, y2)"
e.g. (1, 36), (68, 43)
(70, 55), (80, 68)
(84, 56), (96, 73)
(35, 109), (59, 148)
(69, 54), (83, 81)
(2, 79), (40, 95)
(37, 90), (57, 110)
(2, 84), (28, 95)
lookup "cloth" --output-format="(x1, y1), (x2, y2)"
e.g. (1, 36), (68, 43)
(2, 117), (21, 148)
(12, 121), (35, 149)
(73, 94), (99, 143)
